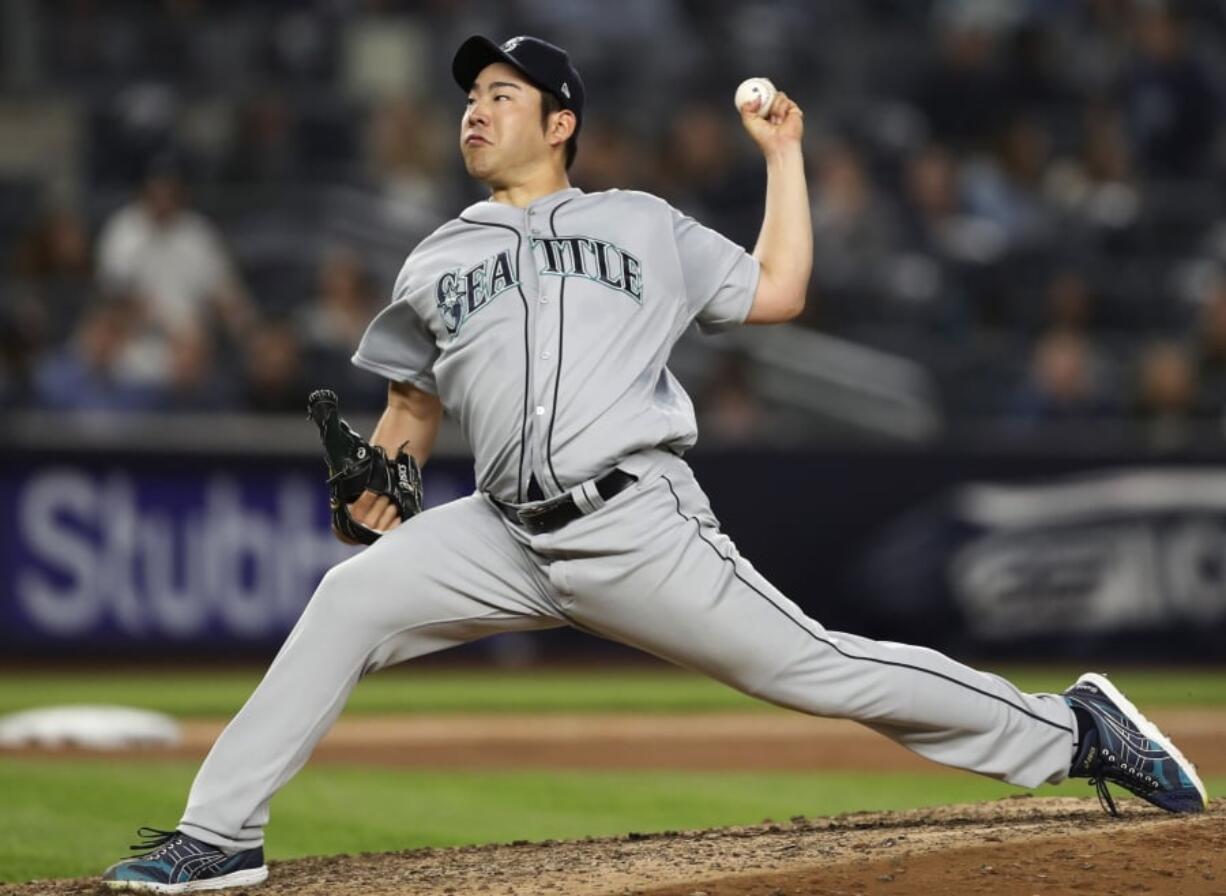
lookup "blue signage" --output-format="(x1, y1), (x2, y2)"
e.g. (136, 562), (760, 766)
(0, 460), (474, 648)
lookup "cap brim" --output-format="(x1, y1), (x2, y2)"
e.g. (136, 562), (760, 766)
(452, 35), (521, 92)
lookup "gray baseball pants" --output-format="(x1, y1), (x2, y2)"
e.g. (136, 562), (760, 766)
(179, 448), (1075, 849)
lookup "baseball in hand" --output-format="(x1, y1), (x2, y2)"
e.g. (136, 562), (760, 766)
(735, 78), (776, 119)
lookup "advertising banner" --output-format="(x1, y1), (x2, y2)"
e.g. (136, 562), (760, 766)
(0, 458), (474, 651)
(3, 450), (1224, 658)
(951, 470), (1226, 638)
(849, 466), (1226, 657)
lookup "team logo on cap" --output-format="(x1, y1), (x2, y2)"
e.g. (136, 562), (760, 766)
(502, 36), (525, 52)
(561, 82), (571, 99)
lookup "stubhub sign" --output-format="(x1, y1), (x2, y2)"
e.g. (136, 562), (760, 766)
(2, 460), (472, 649)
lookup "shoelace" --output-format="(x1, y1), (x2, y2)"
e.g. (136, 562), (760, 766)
(128, 826), (181, 858)
(1069, 702), (1127, 817)
(1087, 776), (1119, 817)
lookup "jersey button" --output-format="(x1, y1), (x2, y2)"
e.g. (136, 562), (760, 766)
(535, 405), (545, 415)
(541, 351), (551, 360)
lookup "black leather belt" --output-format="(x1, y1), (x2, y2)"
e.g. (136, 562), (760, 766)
(491, 469), (638, 534)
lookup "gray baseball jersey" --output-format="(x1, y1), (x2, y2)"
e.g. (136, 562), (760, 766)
(351, 187), (756, 502)
(178, 187), (1077, 851)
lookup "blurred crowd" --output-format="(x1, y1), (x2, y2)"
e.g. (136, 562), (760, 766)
(3, 0), (1226, 445)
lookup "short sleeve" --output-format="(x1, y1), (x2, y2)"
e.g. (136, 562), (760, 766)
(351, 264), (440, 394)
(96, 209), (138, 290)
(671, 206), (761, 334)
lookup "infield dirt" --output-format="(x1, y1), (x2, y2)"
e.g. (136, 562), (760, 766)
(3, 797), (1222, 896)
(6, 709), (1226, 773)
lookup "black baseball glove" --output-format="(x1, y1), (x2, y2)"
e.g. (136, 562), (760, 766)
(307, 388), (423, 545)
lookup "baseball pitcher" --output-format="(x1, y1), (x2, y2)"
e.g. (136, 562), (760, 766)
(102, 34), (1206, 893)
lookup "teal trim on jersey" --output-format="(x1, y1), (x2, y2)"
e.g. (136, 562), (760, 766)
(529, 234), (644, 304)
(434, 248), (521, 336)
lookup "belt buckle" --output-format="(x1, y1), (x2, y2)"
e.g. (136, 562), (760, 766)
(515, 496), (563, 532)
(517, 513), (549, 535)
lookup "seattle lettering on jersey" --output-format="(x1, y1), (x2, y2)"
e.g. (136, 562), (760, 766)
(531, 235), (643, 304)
(434, 237), (644, 335)
(435, 249), (518, 335)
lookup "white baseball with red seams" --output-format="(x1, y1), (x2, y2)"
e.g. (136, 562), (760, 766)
(735, 77), (776, 118)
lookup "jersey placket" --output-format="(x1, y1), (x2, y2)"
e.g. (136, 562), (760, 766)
(525, 205), (565, 499)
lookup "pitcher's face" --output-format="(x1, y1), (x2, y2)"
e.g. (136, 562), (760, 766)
(460, 63), (551, 184)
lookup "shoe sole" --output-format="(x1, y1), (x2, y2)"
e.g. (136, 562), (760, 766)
(102, 866), (268, 893)
(1078, 672), (1208, 812)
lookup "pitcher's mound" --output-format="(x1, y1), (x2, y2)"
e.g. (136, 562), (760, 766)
(16, 796), (1224, 895)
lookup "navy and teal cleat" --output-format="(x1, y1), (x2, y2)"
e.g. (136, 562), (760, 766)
(102, 827), (268, 893)
(1064, 672), (1208, 816)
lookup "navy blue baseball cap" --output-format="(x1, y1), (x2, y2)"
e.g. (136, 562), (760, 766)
(452, 35), (585, 134)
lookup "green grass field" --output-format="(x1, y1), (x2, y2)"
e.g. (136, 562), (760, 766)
(1, 665), (1223, 717)
(12, 761), (1223, 884)
(1, 665), (1222, 883)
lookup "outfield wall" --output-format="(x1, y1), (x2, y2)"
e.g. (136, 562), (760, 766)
(2, 447), (1224, 660)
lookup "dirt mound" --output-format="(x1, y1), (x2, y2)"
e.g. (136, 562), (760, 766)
(8, 797), (1222, 896)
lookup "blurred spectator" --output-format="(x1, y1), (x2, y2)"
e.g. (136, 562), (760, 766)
(0, 300), (42, 409)
(365, 97), (451, 213)
(902, 144), (960, 230)
(12, 209), (91, 282)
(1123, 6), (1218, 175)
(3, 209), (94, 404)
(96, 157), (254, 342)
(1134, 340), (1198, 450)
(225, 92), (297, 183)
(1042, 269), (1096, 334)
(241, 320), (308, 413)
(1045, 104), (1140, 232)
(1191, 278), (1226, 416)
(569, 121), (647, 193)
(297, 250), (376, 355)
(1008, 329), (1116, 425)
(158, 326), (233, 412)
(887, 144), (990, 322)
(899, 144), (1004, 266)
(296, 249), (383, 409)
(697, 352), (767, 445)
(913, 23), (1006, 150)
(6, 1), (1226, 435)
(810, 140), (899, 300)
(32, 298), (157, 411)
(659, 104), (761, 247)
(1055, 0), (1134, 99)
(962, 115), (1056, 251)
(10, 209), (94, 345)
(1001, 22), (1069, 113)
